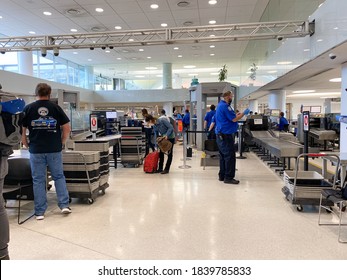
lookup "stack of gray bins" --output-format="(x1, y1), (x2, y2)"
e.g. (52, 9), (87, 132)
(120, 127), (145, 167)
(62, 150), (101, 204)
(74, 141), (110, 190)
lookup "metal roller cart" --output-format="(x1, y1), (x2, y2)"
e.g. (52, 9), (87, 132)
(62, 151), (108, 204)
(282, 153), (340, 212)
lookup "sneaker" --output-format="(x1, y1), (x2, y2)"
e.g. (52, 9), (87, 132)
(61, 207), (72, 214)
(224, 179), (240, 184)
(35, 215), (44, 220)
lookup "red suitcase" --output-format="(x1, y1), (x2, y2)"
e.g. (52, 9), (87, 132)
(143, 151), (159, 173)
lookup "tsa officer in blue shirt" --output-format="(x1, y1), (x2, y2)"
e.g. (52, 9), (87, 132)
(215, 91), (250, 184)
(204, 104), (216, 139)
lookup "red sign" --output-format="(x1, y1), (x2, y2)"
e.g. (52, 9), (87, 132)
(90, 115), (98, 132)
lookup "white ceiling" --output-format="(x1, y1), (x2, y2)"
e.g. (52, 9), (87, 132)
(0, 0), (342, 98)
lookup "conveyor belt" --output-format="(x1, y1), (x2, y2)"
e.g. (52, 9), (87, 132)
(309, 128), (336, 141)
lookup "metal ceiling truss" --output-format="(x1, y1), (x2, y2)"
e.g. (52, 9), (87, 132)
(0, 20), (314, 53)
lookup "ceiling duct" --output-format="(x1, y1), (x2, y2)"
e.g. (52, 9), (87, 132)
(177, 1), (190, 7)
(183, 21), (194, 26)
(65, 8), (86, 16)
(91, 26), (107, 32)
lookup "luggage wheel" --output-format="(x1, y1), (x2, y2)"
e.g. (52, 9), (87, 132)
(87, 198), (94, 204)
(296, 205), (303, 212)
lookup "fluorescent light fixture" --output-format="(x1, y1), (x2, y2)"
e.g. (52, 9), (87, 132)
(145, 67), (157, 70)
(277, 61), (292, 65)
(329, 77), (341, 82)
(287, 92), (340, 98)
(43, 11), (52, 16)
(292, 90), (316, 93)
(209, 0), (217, 4)
(184, 65), (196, 69)
(95, 8), (104, 12)
(115, 26), (122, 30)
(135, 75), (145, 78)
(188, 74), (198, 76)
(150, 4), (159, 9)
(210, 73), (219, 75)
(161, 23), (167, 27)
(209, 20), (216, 24)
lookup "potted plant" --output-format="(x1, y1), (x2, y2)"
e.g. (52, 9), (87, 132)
(218, 64), (227, 82)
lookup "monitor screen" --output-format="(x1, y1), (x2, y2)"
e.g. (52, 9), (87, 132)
(106, 111), (117, 119)
(271, 109), (280, 117)
(310, 106), (321, 113)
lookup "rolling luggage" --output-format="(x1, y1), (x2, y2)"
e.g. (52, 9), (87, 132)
(143, 151), (159, 173)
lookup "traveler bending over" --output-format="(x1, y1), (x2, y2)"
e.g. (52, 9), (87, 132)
(22, 83), (71, 220)
(145, 115), (175, 174)
(142, 108), (155, 156)
(215, 91), (250, 184)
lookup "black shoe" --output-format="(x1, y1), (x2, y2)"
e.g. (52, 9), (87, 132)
(155, 169), (163, 173)
(218, 177), (224, 181)
(161, 170), (169, 174)
(224, 179), (240, 184)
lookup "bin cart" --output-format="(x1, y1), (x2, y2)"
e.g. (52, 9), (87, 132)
(282, 153), (340, 212)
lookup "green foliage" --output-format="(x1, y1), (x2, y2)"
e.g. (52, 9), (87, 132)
(218, 64), (227, 82)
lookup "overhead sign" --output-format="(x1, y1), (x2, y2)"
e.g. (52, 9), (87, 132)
(90, 114), (98, 132)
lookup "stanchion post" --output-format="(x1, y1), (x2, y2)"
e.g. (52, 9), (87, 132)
(237, 122), (246, 159)
(179, 130), (191, 169)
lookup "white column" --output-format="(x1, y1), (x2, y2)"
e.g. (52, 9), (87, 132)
(163, 102), (173, 117)
(268, 90), (286, 113)
(17, 51), (33, 76)
(323, 98), (332, 114)
(249, 99), (258, 113)
(163, 63), (172, 89)
(85, 66), (94, 90)
(340, 63), (347, 155)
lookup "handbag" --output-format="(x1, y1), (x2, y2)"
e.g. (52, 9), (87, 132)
(156, 136), (172, 154)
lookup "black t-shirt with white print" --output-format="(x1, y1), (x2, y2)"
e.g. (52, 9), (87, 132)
(22, 100), (70, 153)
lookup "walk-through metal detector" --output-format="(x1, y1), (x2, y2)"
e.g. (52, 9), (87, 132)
(189, 82), (238, 150)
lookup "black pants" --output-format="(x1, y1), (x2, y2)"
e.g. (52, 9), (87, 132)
(144, 127), (155, 156)
(216, 134), (236, 180)
(158, 138), (175, 171)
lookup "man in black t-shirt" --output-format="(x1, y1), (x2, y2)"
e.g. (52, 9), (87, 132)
(22, 83), (71, 220)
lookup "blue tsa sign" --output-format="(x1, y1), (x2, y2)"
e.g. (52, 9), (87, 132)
(90, 114), (98, 132)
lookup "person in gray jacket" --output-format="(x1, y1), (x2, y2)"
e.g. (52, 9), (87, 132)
(145, 114), (175, 174)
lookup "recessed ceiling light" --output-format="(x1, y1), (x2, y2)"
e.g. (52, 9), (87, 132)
(105, 50), (110, 53)
(161, 23), (167, 27)
(146, 67), (157, 70)
(147, 56), (151, 59)
(210, 45), (215, 48)
(174, 47), (179, 50)
(184, 65), (196, 69)
(43, 11), (52, 16)
(178, 55), (183, 58)
(128, 38), (134, 42)
(317, 39), (323, 42)
(95, 8), (104, 12)
(139, 49), (144, 52)
(87, 59), (92, 61)
(304, 49), (310, 52)
(329, 78), (341, 82)
(73, 52), (78, 54)
(150, 4), (159, 9)
(277, 61), (292, 65)
(117, 58), (122, 60)
(333, 27), (339, 30)
(115, 26), (122, 30)
(70, 28), (78, 32)
(210, 53), (215, 56)
(209, 34), (215, 37)
(29, 31), (36, 34)
(209, 20), (216, 24)
(209, 0), (217, 4)
(0, 16), (3, 19)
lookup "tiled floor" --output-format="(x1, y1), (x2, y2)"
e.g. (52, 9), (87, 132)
(5, 145), (347, 260)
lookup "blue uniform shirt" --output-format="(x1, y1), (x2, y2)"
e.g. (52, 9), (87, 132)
(204, 110), (216, 129)
(215, 100), (238, 134)
(278, 116), (289, 131)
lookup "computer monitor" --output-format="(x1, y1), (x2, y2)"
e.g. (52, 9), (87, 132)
(106, 111), (117, 119)
(271, 109), (280, 117)
(247, 116), (269, 131)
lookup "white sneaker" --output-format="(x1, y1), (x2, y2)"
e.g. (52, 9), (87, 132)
(36, 215), (44, 220)
(61, 207), (72, 214)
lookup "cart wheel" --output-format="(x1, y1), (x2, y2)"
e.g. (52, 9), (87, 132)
(87, 198), (94, 204)
(296, 205), (303, 212)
